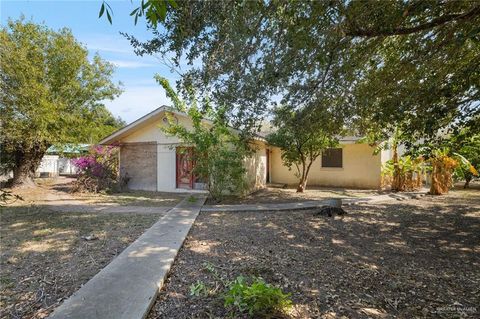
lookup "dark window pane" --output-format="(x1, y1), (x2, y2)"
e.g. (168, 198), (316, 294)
(322, 148), (342, 168)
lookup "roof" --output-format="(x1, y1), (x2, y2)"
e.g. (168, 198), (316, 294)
(98, 105), (183, 144)
(46, 144), (90, 154)
(99, 105), (266, 145)
(99, 105), (362, 145)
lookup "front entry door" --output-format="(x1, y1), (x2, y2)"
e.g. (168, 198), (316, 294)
(176, 147), (194, 189)
(266, 149), (270, 183)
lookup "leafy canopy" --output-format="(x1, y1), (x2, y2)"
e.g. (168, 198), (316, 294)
(0, 18), (123, 150)
(124, 1), (479, 147)
(0, 19), (123, 183)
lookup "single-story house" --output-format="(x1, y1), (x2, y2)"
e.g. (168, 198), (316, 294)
(99, 106), (394, 192)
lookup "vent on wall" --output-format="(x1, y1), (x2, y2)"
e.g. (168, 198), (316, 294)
(161, 114), (179, 125)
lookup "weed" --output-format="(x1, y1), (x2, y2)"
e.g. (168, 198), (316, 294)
(224, 276), (292, 317)
(190, 280), (209, 297)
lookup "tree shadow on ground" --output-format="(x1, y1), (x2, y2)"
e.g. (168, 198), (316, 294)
(150, 196), (480, 319)
(0, 206), (161, 319)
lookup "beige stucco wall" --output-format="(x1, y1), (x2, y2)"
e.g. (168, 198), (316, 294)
(245, 140), (268, 191)
(270, 143), (382, 189)
(122, 115), (194, 144)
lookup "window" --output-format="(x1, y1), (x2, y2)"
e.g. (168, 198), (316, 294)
(322, 148), (343, 168)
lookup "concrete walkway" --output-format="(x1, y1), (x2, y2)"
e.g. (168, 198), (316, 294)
(48, 194), (207, 319)
(202, 191), (428, 212)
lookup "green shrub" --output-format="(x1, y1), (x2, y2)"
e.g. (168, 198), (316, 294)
(224, 276), (292, 317)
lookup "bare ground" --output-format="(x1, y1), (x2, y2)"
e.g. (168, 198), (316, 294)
(0, 206), (163, 319)
(0, 177), (183, 319)
(9, 177), (184, 208)
(149, 188), (480, 319)
(207, 186), (387, 205)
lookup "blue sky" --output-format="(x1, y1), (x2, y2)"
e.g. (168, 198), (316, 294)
(1, 0), (180, 123)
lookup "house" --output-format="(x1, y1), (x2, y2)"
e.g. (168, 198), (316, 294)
(99, 106), (392, 192)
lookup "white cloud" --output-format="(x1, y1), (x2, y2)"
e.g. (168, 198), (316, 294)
(79, 34), (133, 54)
(109, 59), (157, 68)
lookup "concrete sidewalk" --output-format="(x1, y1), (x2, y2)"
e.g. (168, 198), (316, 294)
(48, 195), (207, 319)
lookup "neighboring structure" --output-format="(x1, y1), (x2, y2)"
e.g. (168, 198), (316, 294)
(99, 106), (391, 192)
(36, 144), (89, 177)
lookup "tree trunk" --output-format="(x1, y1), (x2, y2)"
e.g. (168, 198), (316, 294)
(297, 178), (307, 192)
(464, 174), (472, 189)
(429, 161), (442, 195)
(391, 141), (403, 191)
(9, 142), (48, 188)
(429, 157), (452, 195)
(296, 159), (313, 193)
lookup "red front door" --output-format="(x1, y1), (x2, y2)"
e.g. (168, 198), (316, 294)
(266, 148), (270, 183)
(176, 147), (194, 189)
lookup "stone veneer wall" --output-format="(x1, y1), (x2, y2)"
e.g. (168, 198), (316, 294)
(120, 142), (157, 191)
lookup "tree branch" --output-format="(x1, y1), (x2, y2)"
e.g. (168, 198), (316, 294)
(344, 6), (480, 37)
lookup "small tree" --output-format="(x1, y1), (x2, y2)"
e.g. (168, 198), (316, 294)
(267, 106), (340, 192)
(157, 77), (249, 200)
(429, 149), (458, 195)
(450, 132), (480, 189)
(381, 155), (424, 191)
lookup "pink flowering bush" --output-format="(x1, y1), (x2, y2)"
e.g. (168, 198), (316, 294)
(71, 145), (122, 192)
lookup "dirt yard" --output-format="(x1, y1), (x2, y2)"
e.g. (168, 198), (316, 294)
(8, 177), (184, 208)
(0, 205), (163, 319)
(149, 189), (480, 318)
(206, 186), (385, 205)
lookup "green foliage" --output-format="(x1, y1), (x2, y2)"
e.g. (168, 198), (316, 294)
(118, 1), (480, 182)
(224, 276), (292, 317)
(191, 262), (293, 317)
(189, 280), (209, 297)
(125, 1), (479, 142)
(267, 106), (340, 192)
(99, 0), (177, 27)
(0, 18), (123, 185)
(157, 77), (249, 200)
(448, 130), (480, 187)
(187, 195), (198, 203)
(381, 155), (424, 191)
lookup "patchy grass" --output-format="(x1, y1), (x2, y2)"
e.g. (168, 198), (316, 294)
(73, 190), (184, 207)
(0, 206), (162, 319)
(149, 193), (480, 318)
(9, 177), (184, 208)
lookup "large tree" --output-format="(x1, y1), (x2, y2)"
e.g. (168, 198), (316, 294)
(124, 1), (479, 136)
(125, 1), (359, 132)
(352, 5), (479, 147)
(0, 19), (123, 187)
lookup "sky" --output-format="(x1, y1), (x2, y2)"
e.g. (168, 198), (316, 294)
(1, 0), (180, 123)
